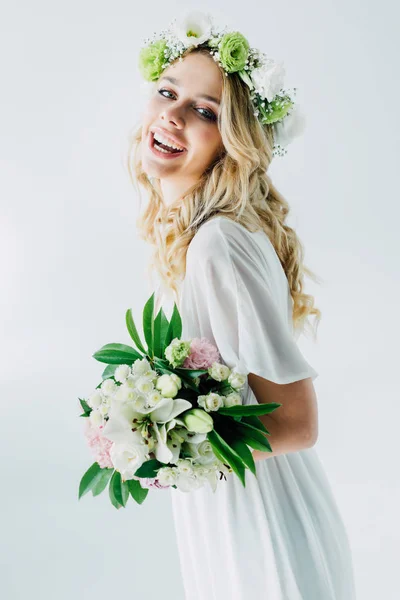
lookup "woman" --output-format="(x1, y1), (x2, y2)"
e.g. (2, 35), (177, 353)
(127, 12), (357, 600)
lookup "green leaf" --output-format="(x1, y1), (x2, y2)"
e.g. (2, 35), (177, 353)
(112, 472), (130, 507)
(127, 479), (149, 505)
(153, 308), (163, 359)
(101, 364), (119, 380)
(109, 471), (123, 509)
(93, 343), (143, 365)
(134, 458), (165, 478)
(143, 292), (155, 357)
(164, 302), (182, 349)
(152, 306), (172, 359)
(152, 358), (200, 393)
(79, 397), (91, 413)
(211, 445), (227, 465)
(228, 437), (256, 475)
(78, 462), (105, 499)
(217, 403), (282, 417)
(241, 414), (270, 435)
(174, 367), (209, 379)
(126, 308), (147, 354)
(207, 429), (246, 487)
(91, 468), (114, 496)
(237, 68), (254, 90)
(158, 308), (170, 355)
(233, 421), (273, 453)
(79, 397), (91, 417)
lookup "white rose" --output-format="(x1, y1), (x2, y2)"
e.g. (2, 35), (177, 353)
(114, 364), (131, 383)
(208, 362), (231, 382)
(198, 392), (224, 413)
(172, 10), (212, 49)
(176, 458), (194, 475)
(228, 371), (246, 390)
(88, 390), (104, 409)
(89, 409), (104, 427)
(109, 431), (148, 480)
(170, 373), (182, 390)
(155, 374), (179, 398)
(223, 392), (243, 408)
(195, 440), (217, 464)
(251, 59), (286, 103)
(157, 466), (179, 487)
(193, 464), (211, 480)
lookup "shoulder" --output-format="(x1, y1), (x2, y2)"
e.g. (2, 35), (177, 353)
(187, 216), (260, 264)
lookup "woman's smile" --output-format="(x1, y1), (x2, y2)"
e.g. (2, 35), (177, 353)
(148, 130), (188, 160)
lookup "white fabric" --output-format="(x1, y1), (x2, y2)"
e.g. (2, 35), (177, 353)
(155, 216), (357, 599)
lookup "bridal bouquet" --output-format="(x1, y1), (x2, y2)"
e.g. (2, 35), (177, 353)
(78, 292), (281, 509)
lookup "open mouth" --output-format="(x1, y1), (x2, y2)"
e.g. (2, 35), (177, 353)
(150, 132), (187, 155)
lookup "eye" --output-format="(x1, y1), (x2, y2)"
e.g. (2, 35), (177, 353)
(157, 88), (217, 122)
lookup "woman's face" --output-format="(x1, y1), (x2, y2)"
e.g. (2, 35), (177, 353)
(140, 51), (224, 184)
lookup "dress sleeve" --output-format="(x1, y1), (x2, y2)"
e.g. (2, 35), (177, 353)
(181, 220), (319, 385)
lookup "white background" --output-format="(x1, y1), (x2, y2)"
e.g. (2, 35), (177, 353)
(1, 1), (399, 598)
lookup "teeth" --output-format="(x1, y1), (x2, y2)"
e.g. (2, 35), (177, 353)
(153, 131), (185, 151)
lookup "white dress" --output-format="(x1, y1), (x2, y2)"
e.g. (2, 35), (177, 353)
(154, 216), (357, 600)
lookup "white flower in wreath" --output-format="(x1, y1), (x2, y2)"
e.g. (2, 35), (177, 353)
(172, 10), (213, 49)
(273, 103), (307, 149)
(251, 59), (286, 103)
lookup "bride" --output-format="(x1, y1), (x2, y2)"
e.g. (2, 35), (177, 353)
(126, 10), (357, 599)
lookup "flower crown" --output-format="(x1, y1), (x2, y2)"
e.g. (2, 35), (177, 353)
(138, 10), (306, 157)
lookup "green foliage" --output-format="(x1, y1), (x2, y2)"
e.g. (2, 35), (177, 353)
(207, 429), (246, 486)
(134, 458), (165, 478)
(93, 343), (143, 365)
(109, 470), (129, 509)
(92, 468), (114, 496)
(232, 421), (273, 453)
(127, 479), (149, 505)
(78, 398), (91, 417)
(142, 292), (155, 357)
(101, 364), (119, 380)
(79, 462), (108, 499)
(217, 403), (282, 417)
(126, 307), (147, 354)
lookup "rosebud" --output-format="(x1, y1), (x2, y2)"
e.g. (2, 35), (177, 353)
(208, 362), (231, 382)
(223, 392), (243, 407)
(228, 371), (246, 390)
(155, 374), (179, 398)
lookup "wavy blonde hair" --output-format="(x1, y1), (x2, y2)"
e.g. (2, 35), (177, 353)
(126, 46), (321, 340)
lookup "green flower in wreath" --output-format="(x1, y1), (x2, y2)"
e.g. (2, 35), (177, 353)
(218, 32), (250, 73)
(138, 39), (169, 82)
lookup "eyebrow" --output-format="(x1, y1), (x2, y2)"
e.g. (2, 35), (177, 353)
(158, 76), (221, 105)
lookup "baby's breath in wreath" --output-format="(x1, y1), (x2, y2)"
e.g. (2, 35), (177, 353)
(138, 10), (306, 157)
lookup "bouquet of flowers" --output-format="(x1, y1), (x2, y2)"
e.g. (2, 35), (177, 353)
(78, 292), (281, 509)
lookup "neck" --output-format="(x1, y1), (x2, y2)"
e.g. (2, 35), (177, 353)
(159, 176), (198, 208)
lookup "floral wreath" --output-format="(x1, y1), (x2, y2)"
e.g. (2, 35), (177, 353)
(138, 10), (306, 157)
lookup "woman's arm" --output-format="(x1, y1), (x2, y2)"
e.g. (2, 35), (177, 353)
(247, 373), (319, 462)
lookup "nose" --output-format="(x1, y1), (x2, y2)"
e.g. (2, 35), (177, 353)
(160, 106), (184, 128)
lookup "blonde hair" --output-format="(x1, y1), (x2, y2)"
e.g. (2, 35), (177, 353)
(126, 46), (321, 340)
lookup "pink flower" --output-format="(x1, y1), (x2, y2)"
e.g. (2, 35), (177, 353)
(140, 477), (170, 490)
(182, 337), (221, 370)
(84, 419), (114, 469)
